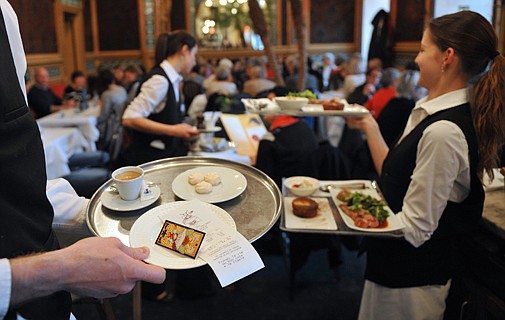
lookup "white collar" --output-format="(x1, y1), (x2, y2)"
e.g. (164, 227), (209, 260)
(414, 88), (469, 116)
(160, 60), (183, 85)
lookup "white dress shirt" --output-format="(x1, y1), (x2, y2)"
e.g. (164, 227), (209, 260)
(123, 60), (183, 119)
(396, 88), (471, 248)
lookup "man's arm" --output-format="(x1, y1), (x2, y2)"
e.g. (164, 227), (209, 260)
(8, 237), (166, 308)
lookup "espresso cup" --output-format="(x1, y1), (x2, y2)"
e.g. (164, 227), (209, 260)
(112, 166), (144, 201)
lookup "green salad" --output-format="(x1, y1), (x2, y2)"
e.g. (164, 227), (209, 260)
(340, 191), (390, 223)
(287, 90), (317, 100)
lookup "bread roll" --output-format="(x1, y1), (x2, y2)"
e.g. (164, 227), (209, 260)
(204, 172), (221, 186)
(188, 172), (204, 185)
(195, 181), (213, 194)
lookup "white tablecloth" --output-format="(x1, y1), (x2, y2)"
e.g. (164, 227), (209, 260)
(37, 106), (100, 151)
(40, 127), (90, 179)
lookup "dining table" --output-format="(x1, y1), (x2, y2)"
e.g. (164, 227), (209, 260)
(37, 105), (100, 151)
(40, 127), (91, 179)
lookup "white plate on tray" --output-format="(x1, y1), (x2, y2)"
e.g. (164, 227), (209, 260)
(284, 197), (337, 230)
(197, 126), (222, 133)
(129, 201), (236, 269)
(329, 187), (404, 232)
(101, 185), (161, 211)
(300, 105), (370, 117)
(172, 166), (247, 203)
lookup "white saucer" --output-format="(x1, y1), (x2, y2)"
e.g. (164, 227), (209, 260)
(101, 185), (161, 211)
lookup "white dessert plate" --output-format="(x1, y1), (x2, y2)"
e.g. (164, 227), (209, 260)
(129, 201), (236, 269)
(284, 197), (338, 230)
(197, 126), (222, 133)
(172, 166), (247, 203)
(101, 185), (161, 211)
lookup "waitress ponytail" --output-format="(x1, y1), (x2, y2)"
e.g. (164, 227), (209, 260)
(471, 53), (505, 179)
(429, 11), (505, 180)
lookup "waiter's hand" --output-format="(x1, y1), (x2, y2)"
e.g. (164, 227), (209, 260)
(9, 237), (166, 306)
(346, 109), (378, 137)
(56, 237), (166, 298)
(170, 123), (199, 140)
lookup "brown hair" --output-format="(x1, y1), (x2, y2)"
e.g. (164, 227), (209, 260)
(154, 30), (197, 65)
(429, 11), (505, 179)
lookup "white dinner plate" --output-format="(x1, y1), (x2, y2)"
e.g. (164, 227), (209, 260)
(129, 201), (236, 269)
(197, 126), (222, 133)
(172, 166), (247, 203)
(101, 185), (161, 211)
(329, 187), (404, 232)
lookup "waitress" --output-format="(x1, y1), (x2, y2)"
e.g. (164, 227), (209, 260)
(121, 30), (199, 165)
(349, 11), (505, 319)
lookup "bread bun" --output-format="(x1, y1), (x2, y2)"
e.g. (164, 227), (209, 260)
(292, 197), (318, 218)
(195, 181), (213, 194)
(188, 172), (204, 185)
(204, 172), (221, 186)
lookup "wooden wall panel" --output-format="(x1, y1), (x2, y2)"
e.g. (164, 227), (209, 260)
(83, 0), (93, 51)
(309, 0), (355, 43)
(170, 0), (186, 31)
(395, 0), (426, 42)
(9, 0), (58, 53)
(96, 0), (140, 50)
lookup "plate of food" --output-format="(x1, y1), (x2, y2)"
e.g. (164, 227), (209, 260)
(129, 201), (236, 269)
(329, 187), (404, 232)
(172, 166), (247, 203)
(284, 197), (337, 230)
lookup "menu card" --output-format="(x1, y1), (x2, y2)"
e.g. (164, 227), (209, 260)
(173, 200), (264, 287)
(219, 114), (267, 157)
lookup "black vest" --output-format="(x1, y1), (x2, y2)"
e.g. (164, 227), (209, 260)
(0, 8), (71, 319)
(124, 65), (187, 165)
(365, 103), (484, 288)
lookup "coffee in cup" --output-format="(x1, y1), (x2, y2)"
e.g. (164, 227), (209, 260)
(112, 166), (144, 201)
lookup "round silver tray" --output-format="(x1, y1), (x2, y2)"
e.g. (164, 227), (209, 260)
(86, 156), (282, 245)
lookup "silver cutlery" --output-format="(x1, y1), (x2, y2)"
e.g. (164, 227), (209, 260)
(319, 182), (368, 192)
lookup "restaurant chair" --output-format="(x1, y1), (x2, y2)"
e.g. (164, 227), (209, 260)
(282, 141), (351, 300)
(63, 167), (111, 198)
(182, 80), (204, 114)
(338, 125), (378, 180)
(68, 150), (110, 171)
